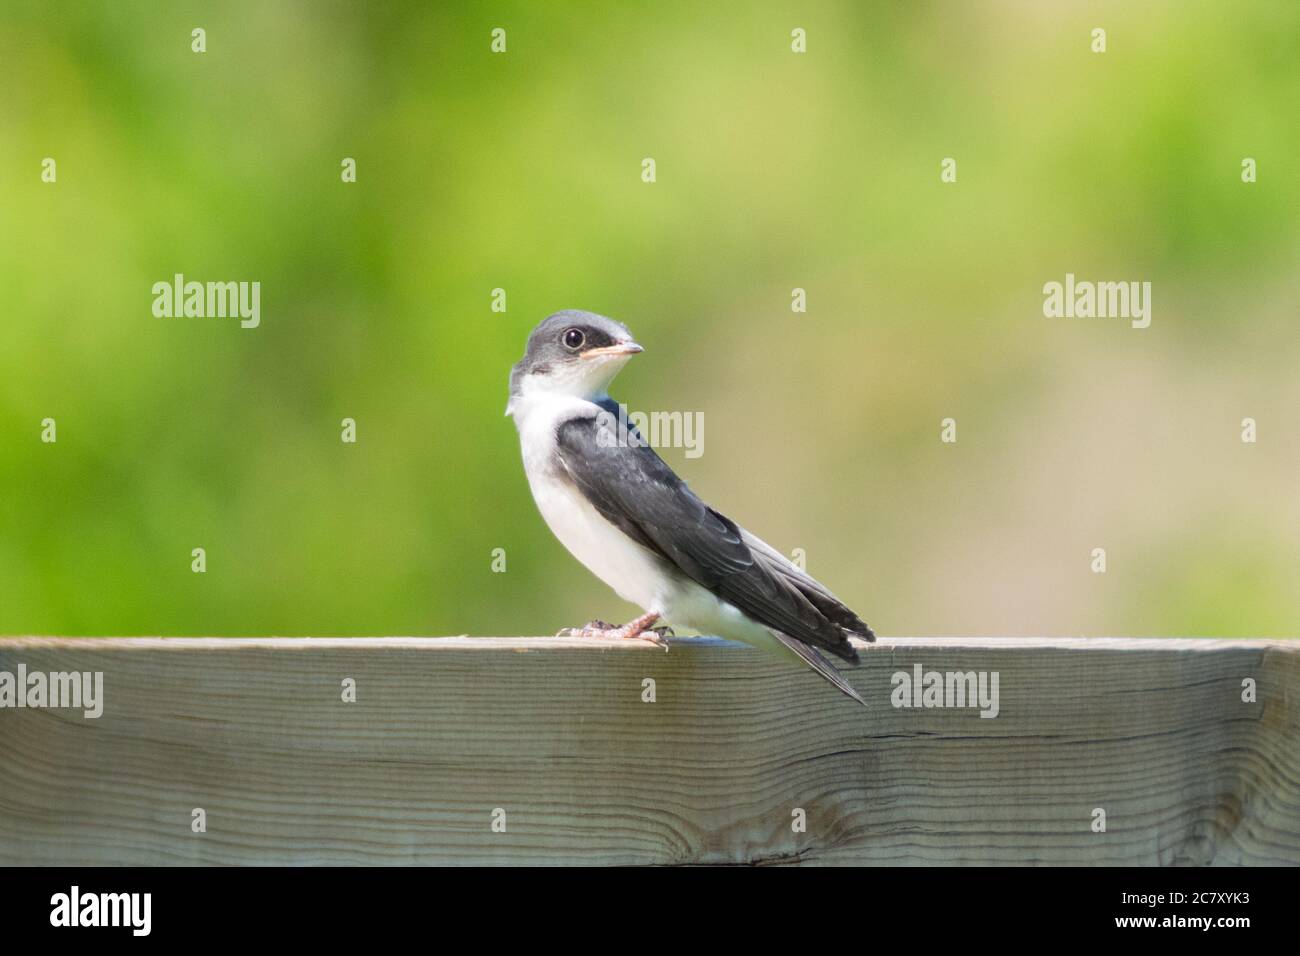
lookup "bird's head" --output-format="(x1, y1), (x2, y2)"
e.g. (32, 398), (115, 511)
(507, 310), (643, 416)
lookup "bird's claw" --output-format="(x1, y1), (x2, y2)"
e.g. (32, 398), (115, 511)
(556, 617), (671, 651)
(634, 629), (671, 652)
(556, 620), (615, 637)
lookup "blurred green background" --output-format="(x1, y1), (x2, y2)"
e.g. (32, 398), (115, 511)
(2, 1), (1297, 638)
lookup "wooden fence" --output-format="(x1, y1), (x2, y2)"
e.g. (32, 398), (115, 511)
(1, 636), (1296, 865)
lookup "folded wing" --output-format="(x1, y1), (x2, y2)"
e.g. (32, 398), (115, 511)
(554, 415), (873, 663)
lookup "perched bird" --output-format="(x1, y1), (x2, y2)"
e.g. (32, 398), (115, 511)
(506, 310), (875, 705)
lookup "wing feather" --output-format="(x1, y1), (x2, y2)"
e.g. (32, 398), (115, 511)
(554, 415), (872, 663)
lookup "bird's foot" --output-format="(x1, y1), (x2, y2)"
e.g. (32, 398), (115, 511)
(556, 612), (670, 651)
(623, 629), (670, 651)
(556, 620), (616, 636)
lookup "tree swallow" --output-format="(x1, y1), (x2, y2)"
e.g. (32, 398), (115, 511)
(507, 310), (876, 706)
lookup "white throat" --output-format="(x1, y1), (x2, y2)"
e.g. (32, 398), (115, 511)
(506, 358), (629, 428)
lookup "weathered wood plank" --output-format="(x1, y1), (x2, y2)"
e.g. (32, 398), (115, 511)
(0, 637), (1296, 865)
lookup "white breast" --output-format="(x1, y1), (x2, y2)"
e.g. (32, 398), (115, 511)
(512, 391), (672, 612)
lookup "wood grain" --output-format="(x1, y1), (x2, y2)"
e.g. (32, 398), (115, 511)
(0, 636), (1296, 865)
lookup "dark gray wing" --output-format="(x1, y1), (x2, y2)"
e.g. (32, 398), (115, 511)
(554, 414), (872, 664)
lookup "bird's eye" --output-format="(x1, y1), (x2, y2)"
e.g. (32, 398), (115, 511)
(562, 328), (585, 350)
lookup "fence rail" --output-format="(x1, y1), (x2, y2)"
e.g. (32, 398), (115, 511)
(1, 636), (1296, 865)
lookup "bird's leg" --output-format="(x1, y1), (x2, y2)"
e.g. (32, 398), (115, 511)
(610, 611), (666, 646)
(556, 611), (670, 651)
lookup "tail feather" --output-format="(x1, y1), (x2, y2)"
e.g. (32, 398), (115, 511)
(770, 630), (868, 707)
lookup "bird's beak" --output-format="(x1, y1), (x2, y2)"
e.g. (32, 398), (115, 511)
(581, 340), (644, 360)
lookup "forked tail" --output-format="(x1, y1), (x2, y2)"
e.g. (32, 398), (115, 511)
(770, 630), (868, 707)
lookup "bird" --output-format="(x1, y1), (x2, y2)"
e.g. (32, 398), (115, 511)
(506, 309), (876, 706)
